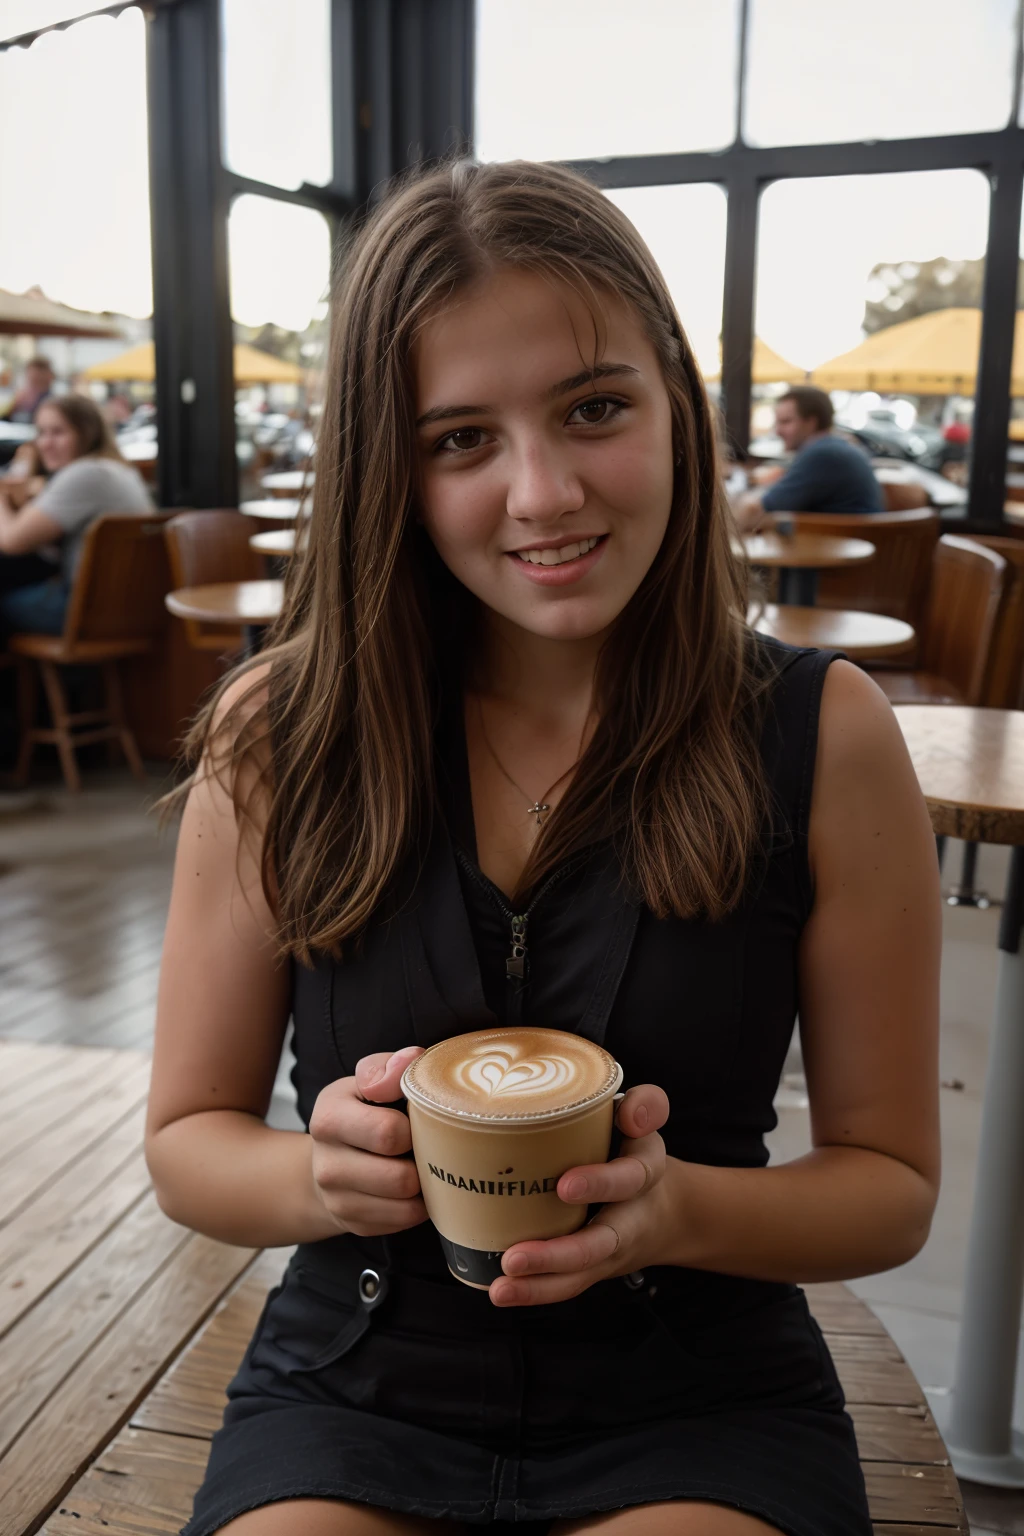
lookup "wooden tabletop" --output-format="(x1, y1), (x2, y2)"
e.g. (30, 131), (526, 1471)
(741, 532), (876, 570)
(261, 469), (314, 495)
(249, 527), (298, 556)
(893, 705), (1024, 844)
(165, 580), (284, 626)
(1, 1036), (966, 1535)
(239, 498), (303, 520)
(751, 604), (916, 660)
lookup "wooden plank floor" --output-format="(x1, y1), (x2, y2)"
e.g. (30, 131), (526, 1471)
(0, 779), (174, 1054)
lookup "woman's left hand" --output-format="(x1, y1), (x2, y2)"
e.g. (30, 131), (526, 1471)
(490, 1083), (671, 1307)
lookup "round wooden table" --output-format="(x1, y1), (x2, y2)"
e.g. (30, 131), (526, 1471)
(741, 532), (875, 605)
(894, 706), (1024, 1486)
(261, 470), (314, 497)
(165, 580), (284, 657)
(750, 604), (915, 660)
(249, 528), (297, 557)
(240, 498), (304, 521)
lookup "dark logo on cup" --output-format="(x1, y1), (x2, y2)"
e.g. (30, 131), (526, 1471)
(427, 1164), (558, 1196)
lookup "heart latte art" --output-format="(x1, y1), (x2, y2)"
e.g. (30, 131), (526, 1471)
(403, 1027), (620, 1120)
(458, 1046), (575, 1099)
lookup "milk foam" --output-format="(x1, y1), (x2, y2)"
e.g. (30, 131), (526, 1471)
(403, 1027), (620, 1121)
(458, 1044), (576, 1100)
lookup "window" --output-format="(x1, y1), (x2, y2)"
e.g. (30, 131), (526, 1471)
(228, 195), (332, 498)
(751, 169), (989, 489)
(605, 185), (727, 378)
(745, 0), (1017, 146)
(220, 0), (332, 190)
(475, 0), (741, 162)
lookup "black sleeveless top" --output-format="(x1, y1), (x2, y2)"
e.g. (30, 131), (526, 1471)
(182, 637), (873, 1536)
(290, 635), (833, 1281)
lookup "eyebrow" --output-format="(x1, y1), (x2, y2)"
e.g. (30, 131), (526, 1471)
(414, 362), (640, 428)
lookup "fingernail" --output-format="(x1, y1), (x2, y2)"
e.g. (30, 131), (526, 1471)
(504, 1251), (529, 1275)
(563, 1175), (587, 1200)
(634, 1105), (649, 1129)
(491, 1282), (518, 1306)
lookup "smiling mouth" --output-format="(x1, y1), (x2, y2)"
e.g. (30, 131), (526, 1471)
(512, 535), (604, 568)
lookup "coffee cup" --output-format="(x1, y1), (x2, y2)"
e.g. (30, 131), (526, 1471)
(401, 1027), (623, 1288)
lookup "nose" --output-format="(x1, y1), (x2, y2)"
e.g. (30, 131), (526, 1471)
(504, 437), (584, 524)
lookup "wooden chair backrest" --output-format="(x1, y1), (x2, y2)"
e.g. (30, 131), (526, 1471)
(971, 535), (1024, 708)
(880, 479), (930, 511)
(62, 513), (170, 648)
(164, 510), (263, 587)
(918, 535), (1007, 703)
(164, 510), (263, 652)
(788, 508), (940, 629)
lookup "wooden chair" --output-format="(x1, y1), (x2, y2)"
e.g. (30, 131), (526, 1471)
(785, 508), (939, 635)
(971, 535), (1024, 709)
(879, 479), (929, 512)
(872, 535), (1008, 707)
(164, 509), (263, 654)
(8, 515), (168, 792)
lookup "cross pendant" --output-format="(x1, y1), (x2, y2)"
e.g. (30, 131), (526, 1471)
(528, 801), (550, 826)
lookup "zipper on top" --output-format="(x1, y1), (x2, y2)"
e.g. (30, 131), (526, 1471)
(454, 847), (584, 1023)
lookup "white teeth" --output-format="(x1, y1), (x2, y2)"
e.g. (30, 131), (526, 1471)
(515, 536), (599, 567)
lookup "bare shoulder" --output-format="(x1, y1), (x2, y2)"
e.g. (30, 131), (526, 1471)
(809, 658), (935, 879)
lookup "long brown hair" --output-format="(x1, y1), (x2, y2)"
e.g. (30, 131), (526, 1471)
(175, 159), (769, 963)
(38, 394), (126, 463)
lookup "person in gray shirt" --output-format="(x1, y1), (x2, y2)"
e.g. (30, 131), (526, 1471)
(0, 394), (152, 636)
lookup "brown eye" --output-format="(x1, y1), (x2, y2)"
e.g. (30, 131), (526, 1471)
(438, 427), (484, 453)
(569, 396), (627, 428)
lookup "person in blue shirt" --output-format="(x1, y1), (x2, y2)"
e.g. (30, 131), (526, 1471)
(734, 386), (884, 531)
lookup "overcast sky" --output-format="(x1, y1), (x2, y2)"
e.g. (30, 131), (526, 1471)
(0, 0), (1015, 372)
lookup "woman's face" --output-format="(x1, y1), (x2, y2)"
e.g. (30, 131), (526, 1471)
(35, 405), (80, 473)
(414, 268), (676, 645)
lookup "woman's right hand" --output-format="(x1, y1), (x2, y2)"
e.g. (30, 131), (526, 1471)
(308, 1045), (428, 1237)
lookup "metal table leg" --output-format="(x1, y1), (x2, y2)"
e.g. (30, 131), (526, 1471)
(777, 567), (819, 606)
(944, 845), (1024, 1484)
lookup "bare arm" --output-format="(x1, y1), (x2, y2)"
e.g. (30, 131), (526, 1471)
(657, 661), (941, 1281)
(493, 662), (941, 1304)
(146, 671), (429, 1248)
(0, 491), (62, 555)
(731, 488), (766, 532)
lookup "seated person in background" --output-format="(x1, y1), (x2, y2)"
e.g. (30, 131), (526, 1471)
(734, 385), (884, 531)
(1, 357), (54, 423)
(0, 395), (152, 637)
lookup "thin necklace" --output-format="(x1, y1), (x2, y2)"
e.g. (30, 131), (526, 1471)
(474, 694), (589, 827)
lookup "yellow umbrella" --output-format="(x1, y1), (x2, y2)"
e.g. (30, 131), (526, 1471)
(82, 340), (305, 386)
(705, 337), (806, 385)
(811, 308), (1024, 396)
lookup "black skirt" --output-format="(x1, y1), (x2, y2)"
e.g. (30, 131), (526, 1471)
(181, 1240), (872, 1536)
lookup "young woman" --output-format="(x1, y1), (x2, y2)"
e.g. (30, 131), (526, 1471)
(0, 394), (151, 636)
(149, 160), (941, 1536)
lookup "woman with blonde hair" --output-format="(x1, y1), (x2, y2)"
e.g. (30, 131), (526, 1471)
(149, 160), (940, 1536)
(0, 393), (151, 636)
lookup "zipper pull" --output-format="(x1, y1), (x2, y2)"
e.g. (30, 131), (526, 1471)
(506, 914), (528, 980)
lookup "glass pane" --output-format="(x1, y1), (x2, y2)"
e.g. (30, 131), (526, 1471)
(0, 11), (156, 485)
(475, 0), (741, 162)
(748, 169), (987, 511)
(605, 185), (726, 378)
(746, 0), (1017, 146)
(221, 0), (332, 190)
(228, 195), (331, 500)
